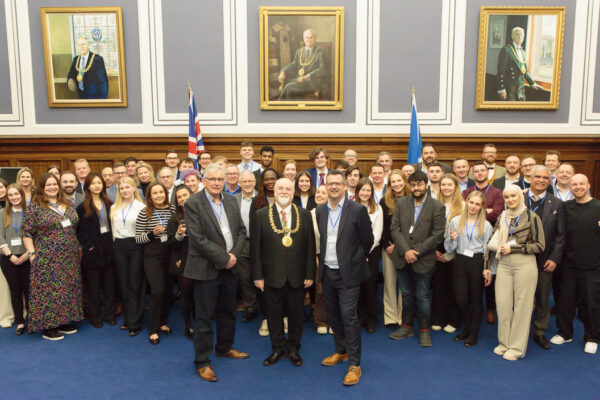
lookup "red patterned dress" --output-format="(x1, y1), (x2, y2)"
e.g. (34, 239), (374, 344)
(23, 203), (83, 332)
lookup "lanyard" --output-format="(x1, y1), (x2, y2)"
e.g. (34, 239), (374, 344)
(414, 202), (424, 223)
(209, 200), (223, 222)
(48, 202), (65, 217)
(374, 189), (384, 205)
(12, 211), (22, 234)
(328, 206), (343, 229)
(556, 189), (571, 201)
(527, 195), (546, 214)
(478, 185), (490, 195)
(505, 215), (521, 237)
(154, 208), (168, 226)
(121, 201), (135, 224)
(521, 180), (527, 190)
(465, 222), (476, 243)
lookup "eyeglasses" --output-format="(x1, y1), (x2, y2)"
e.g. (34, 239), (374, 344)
(226, 172), (239, 176)
(205, 178), (224, 182)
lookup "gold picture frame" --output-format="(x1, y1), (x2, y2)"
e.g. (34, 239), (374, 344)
(475, 6), (565, 110)
(259, 6), (344, 110)
(41, 7), (127, 108)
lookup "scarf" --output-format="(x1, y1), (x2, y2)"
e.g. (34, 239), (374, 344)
(495, 184), (527, 259)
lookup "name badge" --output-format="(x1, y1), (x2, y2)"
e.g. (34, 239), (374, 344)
(463, 249), (474, 258)
(506, 239), (517, 246)
(409, 225), (414, 234)
(100, 226), (109, 234)
(61, 219), (71, 228)
(10, 238), (22, 247)
(160, 234), (168, 243)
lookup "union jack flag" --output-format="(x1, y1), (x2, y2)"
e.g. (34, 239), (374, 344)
(188, 88), (205, 169)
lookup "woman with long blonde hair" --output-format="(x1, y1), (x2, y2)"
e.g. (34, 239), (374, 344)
(444, 190), (492, 346)
(16, 167), (35, 205)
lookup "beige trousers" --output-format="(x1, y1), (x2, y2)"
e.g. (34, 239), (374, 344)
(495, 253), (538, 358)
(0, 271), (14, 327)
(382, 251), (402, 325)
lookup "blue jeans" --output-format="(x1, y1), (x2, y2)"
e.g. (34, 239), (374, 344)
(397, 266), (433, 327)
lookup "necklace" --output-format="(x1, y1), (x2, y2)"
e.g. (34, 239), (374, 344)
(268, 203), (301, 247)
(75, 52), (96, 82)
(509, 44), (527, 74)
(298, 47), (318, 76)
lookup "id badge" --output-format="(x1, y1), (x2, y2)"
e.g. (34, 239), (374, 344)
(409, 225), (414, 234)
(506, 239), (517, 246)
(10, 238), (22, 247)
(463, 249), (474, 258)
(100, 226), (109, 234)
(61, 219), (71, 228)
(160, 234), (168, 243)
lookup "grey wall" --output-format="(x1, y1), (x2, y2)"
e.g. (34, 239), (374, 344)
(594, 15), (600, 114)
(0, 1), (12, 115)
(379, 0), (441, 113)
(462, 0), (574, 123)
(162, 1), (224, 114)
(30, 0), (141, 124)
(247, 0), (356, 123)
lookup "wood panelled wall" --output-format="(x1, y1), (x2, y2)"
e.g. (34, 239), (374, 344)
(0, 136), (599, 197)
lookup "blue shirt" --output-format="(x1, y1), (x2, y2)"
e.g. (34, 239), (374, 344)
(324, 197), (345, 269)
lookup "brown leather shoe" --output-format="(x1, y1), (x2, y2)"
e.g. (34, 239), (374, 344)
(197, 366), (218, 382)
(321, 352), (349, 366)
(486, 310), (496, 324)
(343, 366), (361, 386)
(216, 348), (249, 359)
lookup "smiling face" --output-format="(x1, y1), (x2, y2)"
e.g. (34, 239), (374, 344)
(389, 173), (405, 195)
(19, 171), (32, 188)
(203, 170), (224, 197)
(313, 152), (328, 169)
(410, 180), (427, 200)
(422, 146), (437, 165)
(453, 160), (469, 180)
(503, 190), (521, 209)
(240, 146), (254, 162)
(119, 182), (134, 200)
(544, 154), (560, 172)
(0, 183), (6, 199)
(76, 37), (89, 56)
(440, 177), (456, 198)
(165, 153), (179, 168)
(346, 170), (361, 189)
(377, 154), (392, 172)
(260, 151), (273, 168)
(314, 185), (328, 205)
(75, 161), (90, 181)
(158, 170), (175, 190)
(150, 185), (166, 206)
(466, 195), (483, 215)
(262, 170), (278, 193)
(60, 173), (77, 196)
(401, 164), (415, 177)
(370, 166), (384, 185)
(325, 174), (346, 203)
(283, 164), (297, 181)
(176, 188), (191, 207)
(530, 168), (550, 194)
(303, 30), (316, 47)
(7, 187), (21, 206)
(137, 167), (151, 184)
(274, 179), (294, 208)
(185, 175), (201, 193)
(358, 183), (372, 203)
(225, 166), (239, 186)
(556, 164), (574, 186)
(482, 146), (497, 164)
(570, 174), (590, 200)
(504, 156), (521, 175)
(297, 175), (311, 194)
(344, 151), (357, 166)
(89, 176), (104, 195)
(44, 176), (60, 200)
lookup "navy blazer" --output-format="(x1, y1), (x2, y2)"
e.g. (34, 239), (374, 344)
(307, 167), (332, 188)
(316, 198), (374, 287)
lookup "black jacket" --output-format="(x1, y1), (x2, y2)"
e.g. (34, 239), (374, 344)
(76, 201), (112, 269)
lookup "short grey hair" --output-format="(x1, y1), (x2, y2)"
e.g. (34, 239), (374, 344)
(531, 165), (550, 176)
(157, 166), (175, 177)
(511, 27), (524, 35)
(239, 169), (255, 180)
(275, 178), (294, 190)
(303, 28), (316, 37)
(203, 163), (225, 178)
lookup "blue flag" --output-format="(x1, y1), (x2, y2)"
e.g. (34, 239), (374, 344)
(407, 92), (422, 164)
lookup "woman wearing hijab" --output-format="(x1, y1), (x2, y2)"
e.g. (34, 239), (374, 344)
(484, 184), (545, 361)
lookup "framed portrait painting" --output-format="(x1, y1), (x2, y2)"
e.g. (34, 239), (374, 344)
(259, 6), (344, 110)
(475, 6), (565, 110)
(41, 7), (127, 107)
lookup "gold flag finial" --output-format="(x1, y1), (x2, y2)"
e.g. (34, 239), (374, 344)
(412, 86), (415, 95)
(187, 80), (191, 92)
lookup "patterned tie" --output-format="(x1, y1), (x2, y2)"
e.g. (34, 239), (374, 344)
(319, 172), (325, 186)
(281, 210), (287, 227)
(530, 193), (540, 202)
(78, 56), (86, 91)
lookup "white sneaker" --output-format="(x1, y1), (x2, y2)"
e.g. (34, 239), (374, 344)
(317, 326), (328, 335)
(258, 319), (269, 336)
(284, 317), (288, 334)
(328, 327), (333, 335)
(0, 321), (13, 328)
(550, 334), (572, 345)
(431, 325), (442, 331)
(443, 325), (456, 333)
(584, 342), (598, 354)
(493, 345), (507, 356)
(502, 351), (518, 361)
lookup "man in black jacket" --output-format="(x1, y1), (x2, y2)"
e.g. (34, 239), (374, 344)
(251, 178), (315, 367)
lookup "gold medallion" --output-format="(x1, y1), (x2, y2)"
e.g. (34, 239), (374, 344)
(298, 68), (305, 77)
(77, 73), (83, 82)
(520, 66), (526, 74)
(282, 235), (293, 247)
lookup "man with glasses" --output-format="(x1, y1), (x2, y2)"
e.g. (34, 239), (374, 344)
(157, 167), (176, 204)
(198, 152), (212, 178)
(307, 146), (331, 188)
(343, 149), (358, 167)
(389, 171), (446, 347)
(520, 156), (537, 190)
(164, 149), (180, 180)
(468, 144), (505, 184)
(224, 164), (241, 195)
(317, 170), (373, 386)
(107, 163), (127, 202)
(183, 163), (249, 382)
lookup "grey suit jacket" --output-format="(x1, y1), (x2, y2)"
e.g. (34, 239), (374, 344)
(390, 195), (446, 274)
(528, 193), (566, 268)
(68, 192), (84, 207)
(183, 189), (246, 281)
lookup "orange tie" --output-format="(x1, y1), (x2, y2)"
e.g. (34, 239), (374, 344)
(281, 210), (288, 226)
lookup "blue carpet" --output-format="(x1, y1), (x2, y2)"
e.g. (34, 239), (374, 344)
(1, 305), (598, 400)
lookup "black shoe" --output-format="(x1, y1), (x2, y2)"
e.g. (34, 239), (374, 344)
(15, 325), (25, 336)
(464, 335), (478, 347)
(534, 334), (550, 350)
(149, 335), (160, 345)
(129, 328), (141, 337)
(263, 351), (286, 366)
(160, 326), (173, 335)
(91, 320), (103, 329)
(120, 324), (129, 331)
(242, 309), (258, 323)
(288, 351), (303, 367)
(185, 326), (194, 341)
(454, 331), (469, 342)
(42, 329), (64, 341)
(106, 318), (117, 326)
(57, 324), (77, 335)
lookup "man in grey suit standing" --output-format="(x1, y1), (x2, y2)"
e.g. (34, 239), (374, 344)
(389, 171), (446, 346)
(183, 163), (249, 382)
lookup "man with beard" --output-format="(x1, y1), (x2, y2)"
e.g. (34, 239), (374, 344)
(462, 161), (504, 225)
(389, 171), (446, 347)
(412, 144), (452, 174)
(60, 171), (83, 207)
(251, 178), (315, 367)
(493, 154), (524, 191)
(426, 162), (443, 199)
(468, 144), (505, 184)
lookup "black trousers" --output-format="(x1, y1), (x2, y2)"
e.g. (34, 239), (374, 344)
(264, 283), (304, 352)
(431, 259), (459, 327)
(193, 269), (239, 368)
(143, 240), (171, 335)
(453, 254), (484, 336)
(84, 233), (116, 325)
(113, 238), (144, 330)
(359, 247), (381, 328)
(323, 266), (361, 366)
(485, 276), (496, 312)
(237, 239), (256, 310)
(552, 266), (564, 310)
(176, 275), (194, 330)
(557, 267), (600, 343)
(533, 269), (553, 336)
(0, 256), (29, 325)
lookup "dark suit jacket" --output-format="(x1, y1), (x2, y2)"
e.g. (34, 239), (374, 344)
(307, 167), (332, 188)
(526, 193), (566, 269)
(67, 51), (109, 99)
(496, 44), (535, 99)
(166, 214), (188, 276)
(412, 161), (452, 174)
(493, 176), (525, 192)
(183, 190), (246, 281)
(282, 47), (327, 81)
(75, 202), (112, 269)
(316, 199), (374, 287)
(293, 195), (317, 211)
(251, 204), (316, 289)
(390, 195), (446, 274)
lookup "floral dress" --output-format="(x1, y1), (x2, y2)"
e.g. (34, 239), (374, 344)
(23, 203), (83, 332)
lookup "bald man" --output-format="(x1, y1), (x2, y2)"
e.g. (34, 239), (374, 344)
(551, 174), (600, 355)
